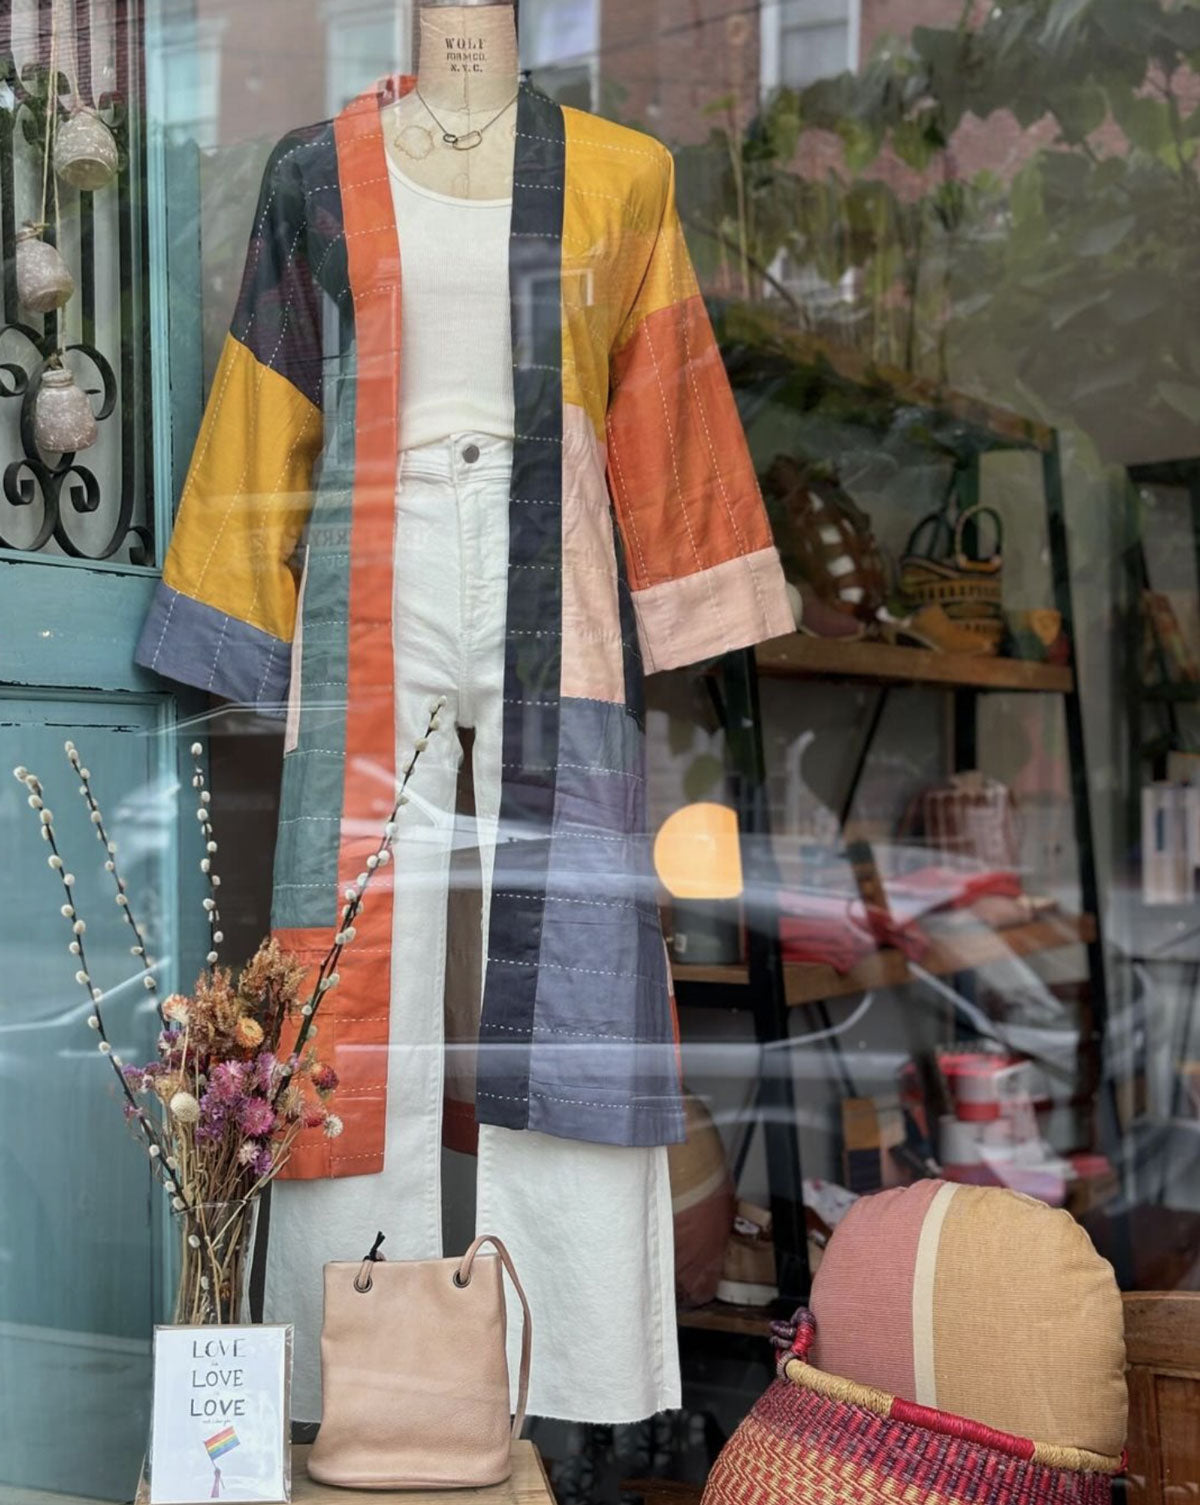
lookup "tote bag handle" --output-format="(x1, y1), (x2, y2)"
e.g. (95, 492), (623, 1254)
(456, 1233), (533, 1439)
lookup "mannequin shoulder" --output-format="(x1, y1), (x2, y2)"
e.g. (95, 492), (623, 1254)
(559, 107), (675, 203)
(260, 119), (340, 194)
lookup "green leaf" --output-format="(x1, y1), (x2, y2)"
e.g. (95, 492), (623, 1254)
(1075, 213), (1136, 256)
(1052, 82), (1109, 143)
(1107, 85), (1174, 156)
(1040, 0), (1099, 51)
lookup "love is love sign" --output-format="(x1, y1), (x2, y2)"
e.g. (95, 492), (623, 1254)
(148, 1325), (291, 1502)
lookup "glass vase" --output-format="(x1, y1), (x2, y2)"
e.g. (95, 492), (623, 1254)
(173, 1198), (258, 1326)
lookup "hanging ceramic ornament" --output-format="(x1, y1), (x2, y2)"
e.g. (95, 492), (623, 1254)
(53, 106), (118, 190)
(15, 223), (75, 313)
(34, 361), (98, 453)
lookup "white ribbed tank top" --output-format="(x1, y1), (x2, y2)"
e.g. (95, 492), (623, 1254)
(387, 161), (515, 451)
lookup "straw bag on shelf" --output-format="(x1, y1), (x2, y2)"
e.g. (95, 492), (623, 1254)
(900, 486), (1004, 654)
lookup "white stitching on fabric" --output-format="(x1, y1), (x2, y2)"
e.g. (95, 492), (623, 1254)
(515, 127), (667, 164)
(669, 227), (772, 632)
(605, 414), (652, 587)
(204, 615), (230, 691)
(559, 762), (644, 778)
(189, 214), (310, 599)
(487, 1021), (647, 1041)
(492, 890), (641, 908)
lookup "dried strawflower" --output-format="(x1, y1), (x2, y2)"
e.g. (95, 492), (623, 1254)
(239, 1098), (276, 1137)
(234, 1016), (265, 1050)
(162, 994), (190, 1025)
(311, 1063), (339, 1095)
(169, 1091), (200, 1124)
(323, 1114), (344, 1139)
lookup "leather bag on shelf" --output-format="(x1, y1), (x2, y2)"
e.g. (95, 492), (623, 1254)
(306, 1232), (531, 1491)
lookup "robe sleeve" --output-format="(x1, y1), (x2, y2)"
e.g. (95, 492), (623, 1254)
(604, 147), (794, 675)
(135, 133), (325, 713)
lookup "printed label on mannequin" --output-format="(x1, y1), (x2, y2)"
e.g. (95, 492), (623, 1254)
(445, 36), (488, 73)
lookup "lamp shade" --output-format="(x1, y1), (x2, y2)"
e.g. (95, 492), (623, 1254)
(653, 802), (743, 900)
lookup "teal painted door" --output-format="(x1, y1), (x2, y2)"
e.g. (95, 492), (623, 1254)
(0, 1), (206, 1497)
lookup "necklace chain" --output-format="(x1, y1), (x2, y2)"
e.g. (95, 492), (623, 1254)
(414, 88), (518, 151)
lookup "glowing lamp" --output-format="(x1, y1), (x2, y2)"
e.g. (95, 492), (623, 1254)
(654, 802), (743, 963)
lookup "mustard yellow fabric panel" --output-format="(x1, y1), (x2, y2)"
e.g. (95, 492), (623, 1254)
(561, 107), (698, 436)
(162, 333), (323, 644)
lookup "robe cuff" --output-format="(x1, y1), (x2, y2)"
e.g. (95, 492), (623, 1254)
(135, 582), (290, 715)
(632, 545), (795, 674)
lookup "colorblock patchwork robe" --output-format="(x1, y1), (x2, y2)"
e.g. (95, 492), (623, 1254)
(135, 75), (794, 1179)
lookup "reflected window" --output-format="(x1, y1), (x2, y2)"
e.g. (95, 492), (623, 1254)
(765, 0), (859, 92)
(520, 0), (597, 109)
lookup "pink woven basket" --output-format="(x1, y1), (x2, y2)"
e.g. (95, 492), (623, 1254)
(702, 1309), (1122, 1505)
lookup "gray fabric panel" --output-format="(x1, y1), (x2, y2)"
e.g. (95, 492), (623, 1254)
(134, 582), (289, 713)
(524, 696), (683, 1146)
(525, 1082), (685, 1148)
(269, 354), (355, 934)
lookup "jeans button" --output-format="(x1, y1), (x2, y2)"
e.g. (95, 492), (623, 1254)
(462, 443), (480, 464)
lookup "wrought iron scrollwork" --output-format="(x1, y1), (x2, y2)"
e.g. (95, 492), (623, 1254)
(0, 322), (149, 560)
(0, 0), (153, 565)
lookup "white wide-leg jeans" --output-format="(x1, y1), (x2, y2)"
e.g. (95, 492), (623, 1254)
(264, 432), (680, 1425)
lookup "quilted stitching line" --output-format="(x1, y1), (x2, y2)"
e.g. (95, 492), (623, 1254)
(640, 314), (727, 634)
(669, 206), (772, 632)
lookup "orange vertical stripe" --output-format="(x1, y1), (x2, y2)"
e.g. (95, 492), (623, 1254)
(279, 79), (413, 1180)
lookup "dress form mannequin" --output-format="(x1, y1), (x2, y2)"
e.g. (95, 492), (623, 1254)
(386, 2), (519, 200)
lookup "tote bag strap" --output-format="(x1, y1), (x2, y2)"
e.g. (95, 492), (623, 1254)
(455, 1234), (533, 1439)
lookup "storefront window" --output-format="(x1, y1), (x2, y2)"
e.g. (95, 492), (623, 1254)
(2, 0), (1199, 1500)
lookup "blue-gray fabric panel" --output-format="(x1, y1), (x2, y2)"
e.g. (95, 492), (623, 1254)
(134, 583), (289, 713)
(270, 346), (356, 934)
(526, 696), (684, 1147)
(478, 82), (566, 1134)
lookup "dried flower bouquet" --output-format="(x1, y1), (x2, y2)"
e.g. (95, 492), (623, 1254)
(15, 698), (444, 1324)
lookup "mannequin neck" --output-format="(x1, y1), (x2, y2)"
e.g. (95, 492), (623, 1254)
(416, 5), (519, 114)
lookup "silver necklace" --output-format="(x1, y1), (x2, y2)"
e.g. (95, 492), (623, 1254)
(414, 88), (518, 151)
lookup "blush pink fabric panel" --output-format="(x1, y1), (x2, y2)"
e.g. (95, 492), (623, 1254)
(809, 1178), (943, 1403)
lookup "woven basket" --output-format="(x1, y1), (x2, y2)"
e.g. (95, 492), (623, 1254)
(702, 1309), (1121, 1505)
(764, 455), (888, 625)
(900, 502), (1004, 652)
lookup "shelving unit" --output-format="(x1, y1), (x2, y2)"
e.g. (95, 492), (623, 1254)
(674, 912), (1096, 1009)
(676, 338), (1112, 1329)
(753, 634), (1074, 694)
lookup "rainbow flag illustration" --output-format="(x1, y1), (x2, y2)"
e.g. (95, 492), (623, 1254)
(203, 1427), (240, 1497)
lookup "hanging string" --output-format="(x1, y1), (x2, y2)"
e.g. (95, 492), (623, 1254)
(37, 0), (59, 235)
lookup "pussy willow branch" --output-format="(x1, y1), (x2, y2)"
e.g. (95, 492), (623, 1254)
(13, 764), (192, 1212)
(64, 741), (164, 1025)
(274, 697), (445, 1099)
(188, 742), (223, 970)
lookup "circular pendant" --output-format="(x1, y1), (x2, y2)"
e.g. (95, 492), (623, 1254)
(450, 130), (483, 151)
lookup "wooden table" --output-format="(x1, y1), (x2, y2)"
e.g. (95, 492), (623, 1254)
(137, 1442), (555, 1504)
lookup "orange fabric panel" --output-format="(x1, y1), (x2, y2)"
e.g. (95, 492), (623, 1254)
(606, 294), (773, 591)
(278, 81), (407, 1181)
